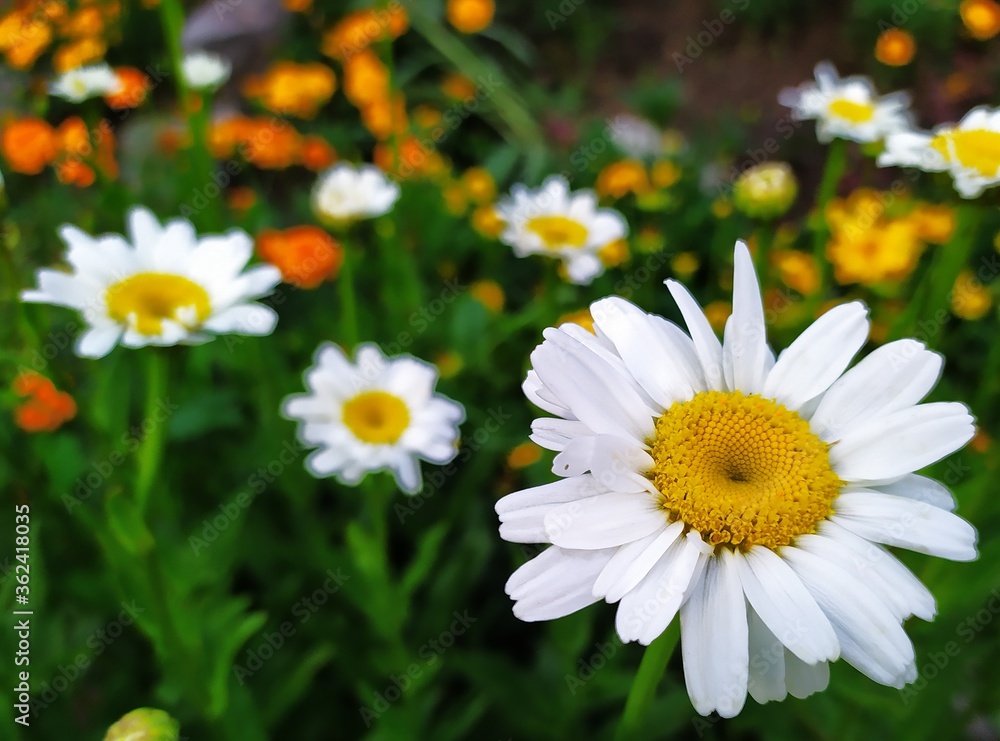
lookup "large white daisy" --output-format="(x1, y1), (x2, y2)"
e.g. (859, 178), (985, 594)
(495, 175), (628, 286)
(21, 207), (281, 358)
(496, 241), (977, 717)
(878, 106), (1000, 198)
(311, 163), (401, 225)
(779, 61), (912, 143)
(282, 343), (464, 494)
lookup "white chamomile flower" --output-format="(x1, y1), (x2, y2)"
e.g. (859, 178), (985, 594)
(496, 240), (977, 718)
(608, 114), (662, 160)
(878, 106), (1000, 198)
(50, 63), (121, 103)
(181, 51), (231, 92)
(495, 175), (628, 286)
(21, 207), (281, 359)
(311, 163), (401, 225)
(283, 343), (464, 494)
(779, 61), (912, 143)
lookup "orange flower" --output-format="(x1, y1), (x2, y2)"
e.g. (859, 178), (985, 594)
(595, 160), (650, 199)
(53, 35), (106, 72)
(440, 73), (476, 101)
(227, 186), (257, 212)
(375, 136), (445, 178)
(961, 0), (1000, 39)
(60, 7), (105, 37)
(243, 61), (337, 119)
(360, 93), (408, 139)
(257, 226), (343, 288)
(105, 66), (149, 108)
(507, 441), (542, 469)
(282, 0), (312, 10)
(209, 116), (256, 158)
(342, 50), (389, 107)
(0, 11), (52, 69)
(54, 117), (117, 186)
(322, 6), (409, 60)
(446, 0), (494, 33)
(2, 118), (58, 174)
(241, 119), (302, 170)
(875, 28), (916, 66)
(301, 136), (337, 171)
(13, 371), (76, 433)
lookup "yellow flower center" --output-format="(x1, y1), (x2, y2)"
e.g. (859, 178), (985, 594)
(827, 98), (876, 124)
(342, 390), (410, 444)
(525, 215), (589, 250)
(105, 272), (211, 336)
(649, 391), (841, 550)
(930, 128), (1000, 177)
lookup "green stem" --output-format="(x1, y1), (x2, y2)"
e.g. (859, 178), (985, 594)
(615, 621), (681, 741)
(809, 138), (847, 301)
(339, 240), (360, 349)
(135, 350), (168, 512)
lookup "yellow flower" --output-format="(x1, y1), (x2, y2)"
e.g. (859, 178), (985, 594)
(412, 104), (442, 129)
(471, 204), (504, 238)
(443, 183), (468, 216)
(875, 29), (916, 66)
(360, 93), (408, 140)
(773, 250), (821, 296)
(435, 351), (464, 379)
(507, 441), (542, 469)
(598, 238), (630, 267)
(670, 251), (700, 278)
(322, 6), (409, 60)
(461, 167), (496, 204)
(951, 270), (992, 320)
(711, 197), (733, 219)
(908, 203), (955, 244)
(342, 51), (389, 107)
(242, 61), (337, 119)
(53, 35), (106, 72)
(441, 73), (477, 101)
(651, 159), (681, 189)
(634, 226), (665, 254)
(61, 7), (105, 37)
(595, 160), (650, 199)
(961, 0), (1000, 39)
(557, 308), (595, 333)
(703, 301), (731, 333)
(0, 13), (52, 69)
(446, 0), (495, 34)
(471, 279), (505, 312)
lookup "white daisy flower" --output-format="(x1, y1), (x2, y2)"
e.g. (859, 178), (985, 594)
(311, 163), (401, 225)
(878, 106), (1000, 198)
(21, 207), (281, 359)
(181, 51), (231, 92)
(608, 114), (662, 160)
(282, 343), (464, 494)
(496, 240), (977, 717)
(495, 175), (628, 286)
(779, 61), (912, 143)
(50, 63), (122, 103)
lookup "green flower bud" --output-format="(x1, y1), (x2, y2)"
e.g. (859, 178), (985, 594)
(733, 162), (798, 219)
(104, 708), (179, 741)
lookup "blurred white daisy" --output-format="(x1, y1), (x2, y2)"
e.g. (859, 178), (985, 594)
(181, 51), (231, 92)
(21, 207), (281, 358)
(497, 241), (977, 717)
(311, 164), (401, 225)
(608, 114), (662, 159)
(779, 61), (912, 143)
(878, 106), (1000, 198)
(495, 175), (628, 285)
(283, 343), (464, 494)
(50, 63), (121, 103)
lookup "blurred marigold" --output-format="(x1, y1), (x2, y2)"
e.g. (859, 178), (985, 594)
(951, 270), (993, 320)
(961, 0), (1000, 39)
(670, 251), (700, 278)
(243, 121), (302, 170)
(322, 6), (409, 61)
(471, 204), (504, 237)
(54, 35), (106, 72)
(595, 160), (650, 199)
(282, 0), (312, 11)
(773, 250), (821, 296)
(651, 159), (681, 189)
(257, 226), (344, 289)
(375, 136), (445, 178)
(360, 93), (409, 140)
(461, 167), (496, 204)
(243, 61), (337, 119)
(13, 371), (76, 433)
(440, 73), (477, 101)
(909, 203), (955, 244)
(471, 280), (505, 312)
(342, 51), (389, 107)
(875, 29), (916, 66)
(301, 136), (337, 171)
(2, 118), (58, 175)
(507, 442), (542, 469)
(227, 186), (257, 213)
(598, 238), (630, 267)
(446, 0), (495, 33)
(61, 7), (105, 37)
(0, 11), (52, 69)
(104, 66), (149, 109)
(703, 300), (731, 333)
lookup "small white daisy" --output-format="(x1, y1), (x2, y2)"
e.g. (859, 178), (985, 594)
(497, 240), (977, 717)
(608, 114), (662, 160)
(311, 163), (401, 225)
(878, 106), (1000, 198)
(50, 63), (122, 103)
(495, 175), (628, 285)
(21, 207), (281, 359)
(779, 61), (912, 143)
(283, 343), (464, 494)
(181, 51), (231, 92)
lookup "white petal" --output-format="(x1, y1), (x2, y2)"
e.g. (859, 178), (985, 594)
(811, 340), (943, 440)
(762, 302), (869, 411)
(75, 325), (122, 358)
(872, 474), (956, 512)
(544, 491), (664, 550)
(831, 490), (977, 561)
(666, 279), (725, 390)
(496, 475), (609, 544)
(783, 651), (830, 700)
(529, 418), (591, 451)
(746, 606), (787, 704)
(735, 546), (839, 664)
(202, 304), (278, 336)
(392, 455), (422, 495)
(724, 241), (769, 394)
(506, 546), (614, 622)
(830, 402), (975, 482)
(680, 549), (749, 718)
(594, 521), (684, 602)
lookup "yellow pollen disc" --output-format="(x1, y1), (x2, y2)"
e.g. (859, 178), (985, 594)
(342, 390), (410, 444)
(525, 215), (589, 250)
(105, 272), (212, 336)
(649, 390), (842, 550)
(930, 128), (1000, 177)
(827, 98), (876, 124)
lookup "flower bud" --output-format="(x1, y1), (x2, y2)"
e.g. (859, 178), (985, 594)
(104, 708), (179, 741)
(733, 162), (798, 219)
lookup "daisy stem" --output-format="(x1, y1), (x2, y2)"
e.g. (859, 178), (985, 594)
(135, 350), (169, 512)
(614, 620), (681, 741)
(810, 138), (847, 296)
(339, 240), (360, 349)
